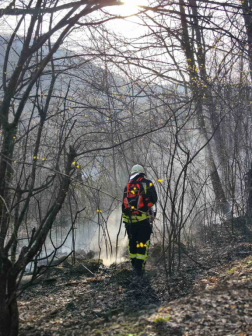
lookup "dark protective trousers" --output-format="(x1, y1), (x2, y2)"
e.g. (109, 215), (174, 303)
(125, 219), (152, 271)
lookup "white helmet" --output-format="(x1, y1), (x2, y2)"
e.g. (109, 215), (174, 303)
(130, 164), (145, 175)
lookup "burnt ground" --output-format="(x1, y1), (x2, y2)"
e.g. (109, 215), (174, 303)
(18, 241), (252, 336)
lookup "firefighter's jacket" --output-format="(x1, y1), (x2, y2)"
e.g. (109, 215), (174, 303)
(122, 173), (158, 223)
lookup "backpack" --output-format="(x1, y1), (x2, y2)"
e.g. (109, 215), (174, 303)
(122, 179), (149, 217)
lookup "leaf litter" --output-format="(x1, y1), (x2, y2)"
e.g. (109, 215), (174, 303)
(19, 242), (252, 336)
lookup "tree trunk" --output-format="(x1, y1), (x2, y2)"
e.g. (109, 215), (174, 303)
(242, 0), (252, 80)
(246, 163), (252, 223)
(179, 0), (231, 217)
(0, 254), (18, 336)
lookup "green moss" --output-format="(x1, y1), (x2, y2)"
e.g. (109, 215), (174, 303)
(153, 316), (171, 324)
(246, 256), (252, 264)
(226, 266), (237, 274)
(93, 330), (103, 336)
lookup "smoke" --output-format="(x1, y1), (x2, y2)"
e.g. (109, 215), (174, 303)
(62, 207), (129, 266)
(91, 208), (129, 266)
(22, 207), (129, 271)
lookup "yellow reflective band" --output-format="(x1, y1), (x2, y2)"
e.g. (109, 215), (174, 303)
(122, 213), (150, 223)
(144, 241), (150, 257)
(137, 253), (147, 257)
(136, 255), (147, 260)
(129, 254), (137, 258)
(142, 182), (147, 194)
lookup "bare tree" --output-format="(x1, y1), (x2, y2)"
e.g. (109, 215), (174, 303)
(0, 0), (130, 334)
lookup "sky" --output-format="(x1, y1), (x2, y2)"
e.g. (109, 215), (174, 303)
(107, 0), (150, 37)
(0, 0), (149, 37)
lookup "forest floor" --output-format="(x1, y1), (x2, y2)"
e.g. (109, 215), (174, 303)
(18, 241), (252, 336)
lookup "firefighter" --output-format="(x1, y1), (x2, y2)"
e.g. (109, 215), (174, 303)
(122, 164), (158, 276)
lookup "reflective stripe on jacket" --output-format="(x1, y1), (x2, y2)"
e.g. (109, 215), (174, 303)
(122, 212), (150, 223)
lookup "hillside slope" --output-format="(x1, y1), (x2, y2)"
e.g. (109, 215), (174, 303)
(18, 243), (252, 336)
